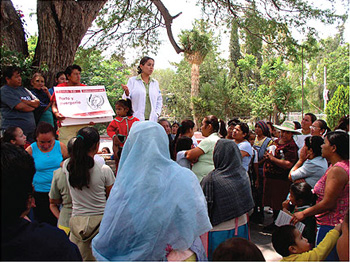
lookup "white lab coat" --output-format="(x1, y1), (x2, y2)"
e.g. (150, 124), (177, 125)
(122, 76), (162, 122)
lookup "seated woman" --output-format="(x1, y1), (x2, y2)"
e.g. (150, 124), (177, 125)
(92, 121), (211, 261)
(289, 136), (328, 188)
(201, 139), (254, 260)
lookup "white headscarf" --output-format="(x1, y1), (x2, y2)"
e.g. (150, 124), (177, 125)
(92, 121), (211, 261)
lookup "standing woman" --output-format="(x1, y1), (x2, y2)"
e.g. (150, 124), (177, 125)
(26, 122), (68, 226)
(263, 121), (299, 230)
(291, 131), (349, 261)
(64, 127), (115, 261)
(252, 121), (273, 223)
(232, 122), (253, 172)
(186, 115), (227, 182)
(30, 73), (54, 127)
(201, 139), (254, 260)
(122, 56), (162, 122)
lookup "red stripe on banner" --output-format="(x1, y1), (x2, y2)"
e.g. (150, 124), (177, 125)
(72, 110), (113, 117)
(81, 89), (105, 93)
(55, 90), (81, 93)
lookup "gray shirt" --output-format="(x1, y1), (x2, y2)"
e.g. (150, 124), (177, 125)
(290, 156), (328, 188)
(1, 85), (36, 135)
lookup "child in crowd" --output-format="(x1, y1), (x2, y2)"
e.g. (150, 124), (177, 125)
(272, 223), (341, 261)
(2, 126), (28, 148)
(282, 182), (316, 246)
(175, 136), (193, 169)
(213, 237), (265, 261)
(107, 98), (139, 170)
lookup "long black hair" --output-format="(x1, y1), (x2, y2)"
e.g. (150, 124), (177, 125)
(304, 136), (324, 157)
(67, 127), (100, 190)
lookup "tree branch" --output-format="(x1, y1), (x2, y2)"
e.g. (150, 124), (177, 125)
(150, 0), (184, 54)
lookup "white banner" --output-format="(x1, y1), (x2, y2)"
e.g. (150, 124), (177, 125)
(55, 86), (115, 126)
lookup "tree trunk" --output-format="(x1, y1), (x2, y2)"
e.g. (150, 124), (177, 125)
(190, 62), (200, 130)
(33, 0), (107, 88)
(0, 0), (28, 56)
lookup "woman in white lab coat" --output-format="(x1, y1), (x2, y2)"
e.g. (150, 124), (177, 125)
(122, 56), (162, 122)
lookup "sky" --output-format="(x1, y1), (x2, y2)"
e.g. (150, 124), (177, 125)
(11, 0), (349, 69)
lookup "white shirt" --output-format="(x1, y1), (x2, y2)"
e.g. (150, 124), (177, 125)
(293, 129), (311, 156)
(122, 76), (163, 122)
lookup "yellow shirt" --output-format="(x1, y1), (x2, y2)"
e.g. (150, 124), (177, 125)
(281, 229), (340, 261)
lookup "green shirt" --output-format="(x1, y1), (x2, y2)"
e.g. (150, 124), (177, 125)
(192, 133), (221, 182)
(136, 75), (152, 120)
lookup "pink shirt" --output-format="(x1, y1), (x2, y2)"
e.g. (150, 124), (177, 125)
(313, 160), (349, 226)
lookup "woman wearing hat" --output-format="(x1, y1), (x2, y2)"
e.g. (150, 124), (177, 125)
(251, 121), (273, 223)
(263, 121), (299, 231)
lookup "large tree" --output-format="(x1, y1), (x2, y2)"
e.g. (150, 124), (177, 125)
(1, 0), (345, 88)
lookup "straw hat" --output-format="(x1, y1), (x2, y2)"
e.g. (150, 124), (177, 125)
(273, 121), (302, 134)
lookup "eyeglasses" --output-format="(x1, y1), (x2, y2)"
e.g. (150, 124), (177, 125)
(310, 125), (320, 129)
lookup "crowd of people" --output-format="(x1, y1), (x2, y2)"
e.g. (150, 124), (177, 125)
(1, 58), (349, 261)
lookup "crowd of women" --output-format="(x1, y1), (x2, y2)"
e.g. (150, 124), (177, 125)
(1, 56), (349, 261)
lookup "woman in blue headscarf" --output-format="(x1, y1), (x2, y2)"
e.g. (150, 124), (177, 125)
(92, 121), (212, 261)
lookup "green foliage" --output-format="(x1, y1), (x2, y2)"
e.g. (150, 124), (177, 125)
(179, 20), (213, 60)
(74, 47), (130, 109)
(325, 85), (349, 129)
(1, 36), (46, 87)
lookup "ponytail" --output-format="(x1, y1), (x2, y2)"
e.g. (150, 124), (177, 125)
(67, 127), (100, 190)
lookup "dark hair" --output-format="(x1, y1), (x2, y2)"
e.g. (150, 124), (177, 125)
(213, 237), (265, 261)
(315, 119), (331, 134)
(158, 118), (171, 127)
(255, 121), (271, 137)
(236, 122), (250, 140)
(65, 64), (81, 77)
(272, 225), (297, 257)
(1, 142), (35, 224)
(334, 115), (349, 132)
(116, 98), (133, 116)
(293, 121), (301, 130)
(137, 56), (154, 74)
(325, 131), (349, 160)
(172, 122), (179, 128)
(2, 66), (21, 80)
(304, 136), (324, 157)
(55, 71), (65, 79)
(35, 122), (55, 139)
(172, 119), (195, 153)
(305, 113), (317, 123)
(67, 137), (76, 156)
(175, 136), (193, 153)
(228, 118), (240, 127)
(204, 115), (227, 138)
(290, 182), (315, 206)
(102, 147), (111, 153)
(2, 126), (19, 143)
(67, 127), (100, 190)
(267, 121), (275, 131)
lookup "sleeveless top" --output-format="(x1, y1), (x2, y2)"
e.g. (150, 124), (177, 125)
(313, 160), (349, 226)
(32, 140), (63, 192)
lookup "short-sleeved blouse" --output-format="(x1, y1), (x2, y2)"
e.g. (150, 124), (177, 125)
(313, 160), (349, 226)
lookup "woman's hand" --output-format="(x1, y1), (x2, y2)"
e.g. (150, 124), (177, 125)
(299, 146), (310, 162)
(55, 112), (65, 120)
(282, 199), (291, 210)
(122, 84), (130, 96)
(290, 211), (305, 224)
